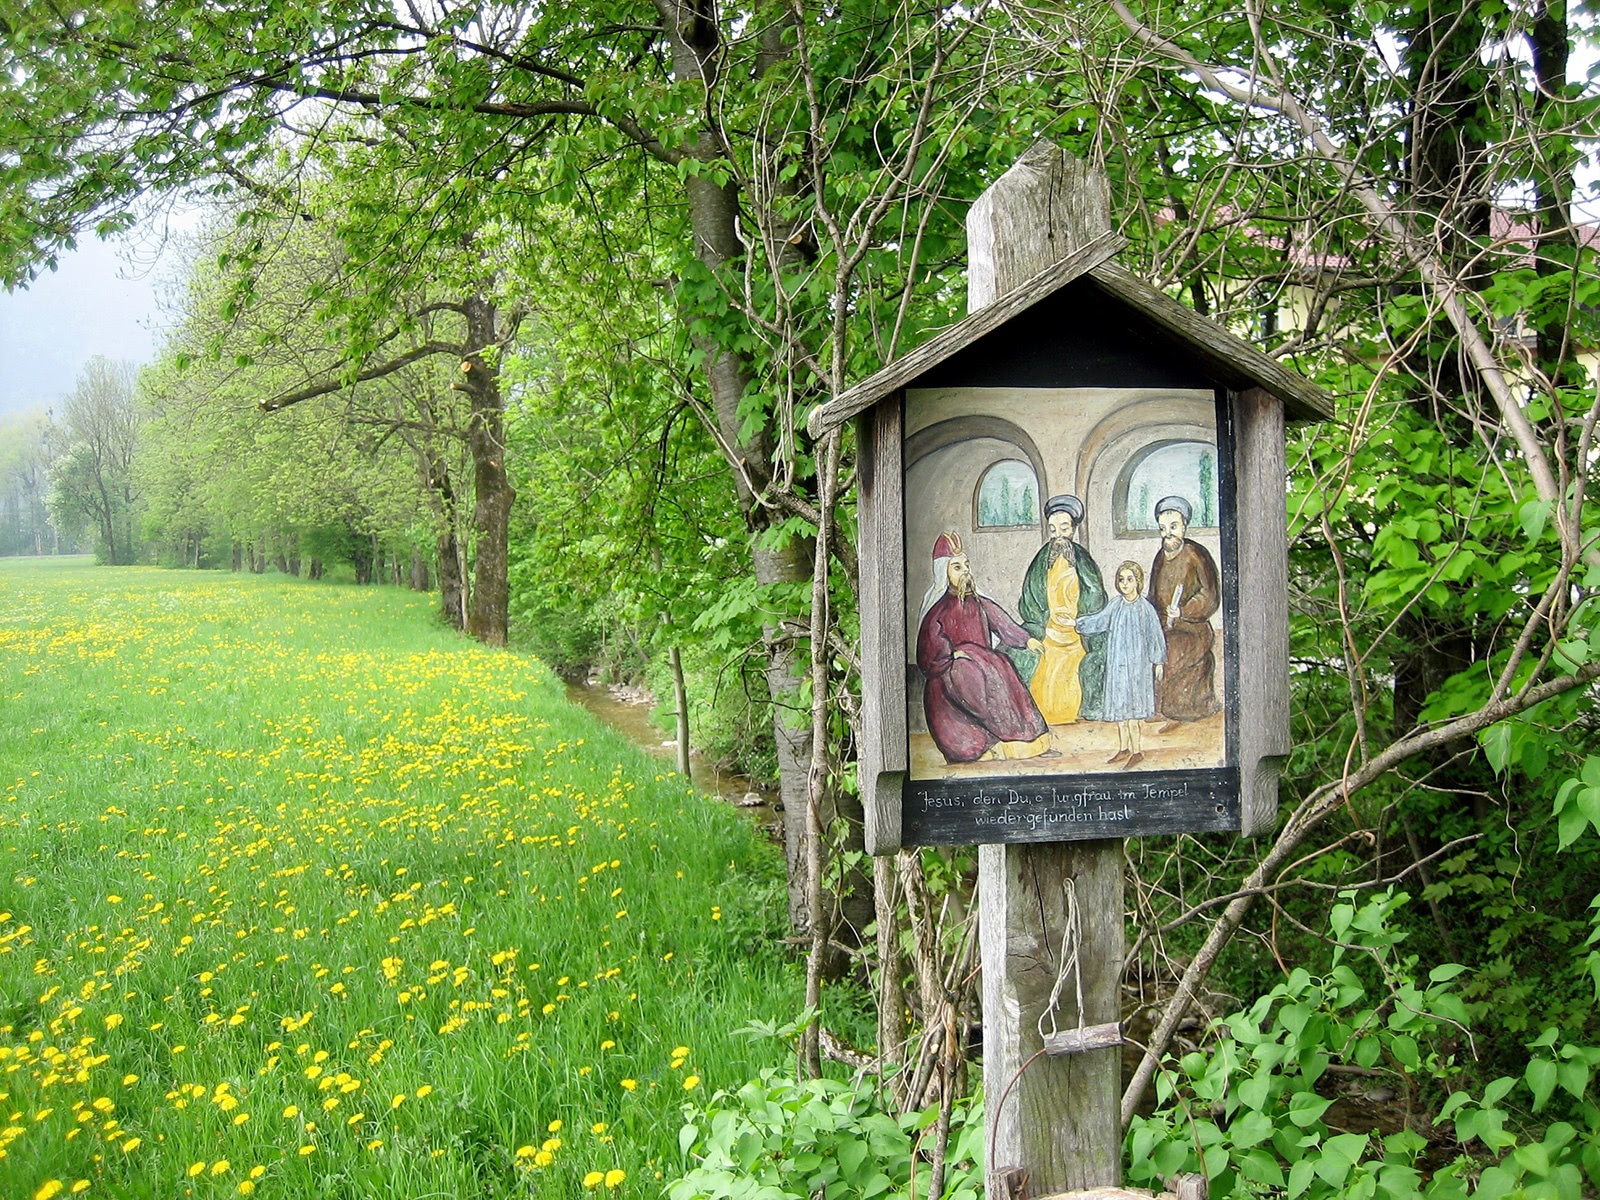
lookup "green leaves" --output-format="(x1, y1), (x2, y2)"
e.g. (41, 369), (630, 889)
(667, 1070), (984, 1200)
(1126, 888), (1600, 1200)
(1552, 758), (1600, 848)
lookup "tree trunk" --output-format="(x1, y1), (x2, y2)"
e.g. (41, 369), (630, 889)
(658, 0), (820, 927)
(669, 645), (692, 779)
(232, 541), (243, 572)
(437, 530), (466, 629)
(96, 472), (116, 564)
(462, 293), (513, 647)
(424, 441), (466, 630)
(410, 547), (429, 592)
(309, 557), (323, 581)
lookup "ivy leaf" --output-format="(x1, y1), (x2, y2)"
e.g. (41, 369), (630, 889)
(1527, 1058), (1558, 1111)
(1480, 723), (1512, 774)
(1229, 1109), (1274, 1147)
(1288, 1157), (1316, 1198)
(1520, 498), (1553, 541)
(1287, 1092), (1331, 1128)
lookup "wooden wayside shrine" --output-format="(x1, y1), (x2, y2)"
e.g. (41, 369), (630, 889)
(807, 142), (1327, 1200)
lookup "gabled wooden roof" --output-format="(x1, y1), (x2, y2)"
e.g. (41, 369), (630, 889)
(806, 232), (1332, 438)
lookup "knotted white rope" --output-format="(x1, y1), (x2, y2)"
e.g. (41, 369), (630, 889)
(1038, 876), (1084, 1041)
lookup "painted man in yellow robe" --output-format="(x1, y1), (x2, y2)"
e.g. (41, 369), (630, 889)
(1017, 495), (1108, 724)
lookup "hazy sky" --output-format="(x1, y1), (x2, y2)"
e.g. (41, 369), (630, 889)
(0, 228), (180, 421)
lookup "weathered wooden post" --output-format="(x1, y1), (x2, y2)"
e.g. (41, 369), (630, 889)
(808, 141), (1328, 1200)
(972, 148), (1125, 1199)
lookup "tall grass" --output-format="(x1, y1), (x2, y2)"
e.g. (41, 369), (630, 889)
(0, 559), (798, 1199)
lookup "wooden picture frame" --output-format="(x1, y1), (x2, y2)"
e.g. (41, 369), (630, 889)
(820, 233), (1323, 854)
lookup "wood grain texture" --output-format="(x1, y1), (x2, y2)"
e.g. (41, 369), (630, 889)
(1042, 1021), (1124, 1057)
(1033, 1189), (1186, 1200)
(972, 147), (1123, 1200)
(1233, 387), (1289, 836)
(807, 234), (1124, 437)
(808, 245), (1329, 436)
(1082, 264), (1330, 420)
(857, 399), (907, 854)
(969, 142), (1112, 310)
(981, 842), (1124, 1195)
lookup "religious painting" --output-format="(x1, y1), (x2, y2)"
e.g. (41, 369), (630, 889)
(901, 386), (1237, 842)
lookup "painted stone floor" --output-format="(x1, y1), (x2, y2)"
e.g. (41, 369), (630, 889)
(908, 711), (1225, 780)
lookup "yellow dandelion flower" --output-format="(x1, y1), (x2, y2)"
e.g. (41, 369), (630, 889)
(620, 1079), (637, 1091)
(211, 1161), (231, 1176)
(547, 1119), (562, 1132)
(605, 1169), (626, 1188)
(672, 1046), (690, 1057)
(103, 1014), (123, 1030)
(121, 1138), (141, 1153)
(591, 1122), (607, 1134)
(390, 1094), (406, 1110)
(34, 1182), (64, 1200)
(121, 1074), (138, 1086)
(298, 1145), (315, 1157)
(237, 1183), (255, 1196)
(282, 1105), (299, 1119)
(516, 1146), (536, 1159)
(70, 1185), (90, 1197)
(250, 1167), (266, 1180)
(187, 1162), (206, 1178)
(414, 1085), (432, 1098)
(582, 1171), (605, 1189)
(683, 1075), (701, 1090)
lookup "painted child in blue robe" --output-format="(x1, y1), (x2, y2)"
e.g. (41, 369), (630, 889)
(1070, 560), (1166, 767)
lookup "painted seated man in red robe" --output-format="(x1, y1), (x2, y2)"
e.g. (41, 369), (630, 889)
(916, 531), (1053, 764)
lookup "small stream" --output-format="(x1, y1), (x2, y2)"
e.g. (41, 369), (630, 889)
(564, 680), (780, 830)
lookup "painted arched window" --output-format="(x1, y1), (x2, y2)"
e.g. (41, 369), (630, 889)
(1114, 440), (1220, 535)
(974, 459), (1040, 529)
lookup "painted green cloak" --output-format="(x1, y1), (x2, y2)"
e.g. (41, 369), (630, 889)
(1010, 542), (1109, 721)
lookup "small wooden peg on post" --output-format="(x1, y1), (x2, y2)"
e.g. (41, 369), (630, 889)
(1041, 1021), (1124, 1057)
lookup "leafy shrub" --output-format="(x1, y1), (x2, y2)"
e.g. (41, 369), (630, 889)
(668, 1069), (983, 1200)
(1127, 889), (1600, 1200)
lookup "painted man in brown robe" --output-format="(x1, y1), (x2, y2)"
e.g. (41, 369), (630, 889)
(1147, 496), (1221, 729)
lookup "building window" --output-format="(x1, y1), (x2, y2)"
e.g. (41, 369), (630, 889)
(974, 459), (1040, 529)
(1115, 440), (1219, 535)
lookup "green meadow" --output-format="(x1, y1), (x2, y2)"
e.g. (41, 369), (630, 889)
(0, 558), (798, 1200)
